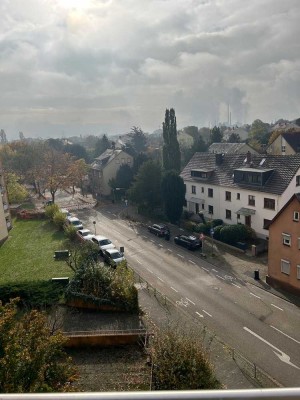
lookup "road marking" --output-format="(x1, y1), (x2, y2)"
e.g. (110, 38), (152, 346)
(176, 298), (189, 307)
(270, 326), (300, 344)
(142, 235), (147, 239)
(107, 211), (111, 213)
(189, 260), (195, 264)
(159, 244), (163, 247)
(150, 240), (155, 243)
(231, 283), (241, 288)
(202, 267), (209, 272)
(216, 275), (225, 280)
(112, 213), (117, 217)
(243, 327), (300, 370)
(186, 297), (195, 305)
(157, 277), (164, 283)
(212, 269), (217, 272)
(250, 292), (261, 299)
(203, 310), (212, 317)
(196, 311), (204, 318)
(171, 287), (178, 293)
(179, 228), (184, 231)
(136, 259), (142, 265)
(146, 268), (153, 274)
(113, 230), (120, 235)
(167, 248), (172, 252)
(177, 254), (184, 258)
(271, 304), (283, 311)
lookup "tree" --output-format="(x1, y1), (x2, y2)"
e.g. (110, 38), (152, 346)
(132, 152), (149, 175)
(128, 160), (162, 211)
(0, 298), (78, 393)
(183, 126), (199, 139)
(110, 164), (134, 192)
(130, 126), (147, 153)
(64, 143), (88, 161)
(5, 172), (29, 203)
(0, 129), (7, 144)
(150, 325), (221, 390)
(210, 126), (223, 143)
(249, 119), (271, 146)
(67, 158), (88, 195)
(182, 134), (207, 165)
(161, 171), (186, 223)
(94, 134), (110, 157)
(227, 132), (241, 143)
(162, 108), (181, 172)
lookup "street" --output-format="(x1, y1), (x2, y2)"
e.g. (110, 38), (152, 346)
(78, 205), (300, 387)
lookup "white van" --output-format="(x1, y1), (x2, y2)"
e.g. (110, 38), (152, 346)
(66, 216), (83, 230)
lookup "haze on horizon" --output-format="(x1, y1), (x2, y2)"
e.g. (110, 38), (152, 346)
(1, 0), (299, 140)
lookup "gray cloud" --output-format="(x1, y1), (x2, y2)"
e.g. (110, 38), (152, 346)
(0, 0), (299, 139)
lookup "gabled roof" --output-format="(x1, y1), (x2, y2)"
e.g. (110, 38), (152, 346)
(91, 149), (128, 170)
(282, 132), (300, 152)
(268, 193), (300, 227)
(208, 142), (257, 154)
(180, 153), (300, 195)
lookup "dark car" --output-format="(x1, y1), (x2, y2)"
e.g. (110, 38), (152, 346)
(174, 234), (201, 250)
(148, 223), (170, 237)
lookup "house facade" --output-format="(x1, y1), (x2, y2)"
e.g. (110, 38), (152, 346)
(89, 149), (133, 197)
(180, 152), (300, 240)
(0, 163), (11, 243)
(267, 193), (300, 295)
(267, 131), (300, 155)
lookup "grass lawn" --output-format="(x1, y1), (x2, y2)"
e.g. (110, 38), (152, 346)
(0, 219), (73, 284)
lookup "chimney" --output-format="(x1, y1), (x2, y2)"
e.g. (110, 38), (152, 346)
(215, 153), (224, 165)
(246, 151), (251, 164)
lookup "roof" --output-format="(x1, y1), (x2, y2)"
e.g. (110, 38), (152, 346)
(282, 132), (300, 152)
(90, 149), (128, 170)
(208, 143), (256, 154)
(180, 152), (300, 195)
(268, 193), (300, 227)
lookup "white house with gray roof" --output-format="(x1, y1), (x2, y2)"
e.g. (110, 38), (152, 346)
(180, 152), (300, 240)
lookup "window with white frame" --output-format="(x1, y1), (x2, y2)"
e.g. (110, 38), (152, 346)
(192, 185), (196, 194)
(282, 233), (291, 246)
(281, 145), (286, 153)
(248, 195), (255, 206)
(281, 259), (290, 275)
(297, 265), (300, 280)
(225, 209), (232, 220)
(293, 211), (300, 221)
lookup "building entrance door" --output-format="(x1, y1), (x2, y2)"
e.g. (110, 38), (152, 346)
(245, 215), (251, 227)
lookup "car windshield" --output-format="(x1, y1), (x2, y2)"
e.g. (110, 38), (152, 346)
(111, 252), (122, 259)
(82, 231), (90, 236)
(100, 239), (111, 246)
(72, 221), (81, 226)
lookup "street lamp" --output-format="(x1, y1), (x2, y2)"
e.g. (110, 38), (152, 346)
(93, 220), (96, 235)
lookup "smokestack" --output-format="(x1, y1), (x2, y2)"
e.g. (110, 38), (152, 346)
(246, 151), (251, 164)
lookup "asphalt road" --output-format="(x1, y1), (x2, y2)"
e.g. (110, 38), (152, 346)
(78, 206), (300, 388)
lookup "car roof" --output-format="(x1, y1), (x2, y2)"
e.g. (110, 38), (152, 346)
(93, 235), (109, 241)
(78, 229), (91, 233)
(105, 248), (120, 254)
(68, 216), (80, 222)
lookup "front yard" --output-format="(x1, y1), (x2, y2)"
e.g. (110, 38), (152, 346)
(0, 219), (72, 284)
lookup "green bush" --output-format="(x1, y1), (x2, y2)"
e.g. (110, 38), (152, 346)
(213, 225), (223, 240)
(194, 223), (207, 234)
(53, 211), (66, 230)
(219, 223), (256, 245)
(182, 221), (197, 232)
(45, 204), (59, 220)
(212, 219), (223, 227)
(64, 224), (77, 241)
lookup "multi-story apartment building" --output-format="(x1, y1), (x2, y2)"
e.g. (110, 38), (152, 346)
(267, 193), (300, 295)
(0, 163), (11, 243)
(180, 152), (300, 240)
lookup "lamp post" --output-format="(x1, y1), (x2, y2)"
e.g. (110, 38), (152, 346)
(93, 220), (96, 235)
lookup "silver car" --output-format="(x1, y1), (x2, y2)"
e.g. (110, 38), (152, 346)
(91, 235), (115, 256)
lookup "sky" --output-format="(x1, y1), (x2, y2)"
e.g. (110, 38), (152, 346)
(1, 0), (300, 139)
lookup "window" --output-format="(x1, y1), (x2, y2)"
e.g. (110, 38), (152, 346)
(282, 233), (291, 246)
(264, 198), (275, 210)
(201, 187), (204, 193)
(293, 211), (300, 221)
(248, 195), (255, 206)
(208, 188), (213, 198)
(121, 158), (125, 164)
(281, 259), (290, 275)
(298, 237), (300, 250)
(208, 205), (214, 215)
(297, 265), (300, 280)
(237, 213), (240, 219)
(297, 176), (300, 186)
(225, 191), (231, 201)
(127, 158), (131, 163)
(281, 145), (286, 153)
(202, 203), (205, 210)
(263, 219), (271, 230)
(191, 185), (196, 194)
(237, 193), (240, 200)
(226, 209), (231, 220)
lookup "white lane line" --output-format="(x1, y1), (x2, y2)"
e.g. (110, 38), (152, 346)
(243, 327), (300, 370)
(150, 240), (155, 243)
(270, 326), (300, 344)
(216, 275), (225, 280)
(196, 311), (204, 318)
(107, 211), (111, 213)
(202, 267), (209, 272)
(136, 259), (142, 265)
(186, 298), (195, 305)
(177, 254), (184, 258)
(157, 277), (164, 283)
(189, 260), (195, 264)
(203, 310), (212, 317)
(271, 304), (283, 311)
(171, 287), (178, 293)
(112, 213), (117, 217)
(232, 283), (241, 288)
(159, 244), (163, 247)
(212, 269), (218, 272)
(142, 235), (147, 239)
(250, 292), (261, 299)
(167, 248), (172, 252)
(113, 230), (120, 235)
(147, 268), (153, 274)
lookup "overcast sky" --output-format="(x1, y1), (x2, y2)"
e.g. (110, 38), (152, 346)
(1, 0), (300, 139)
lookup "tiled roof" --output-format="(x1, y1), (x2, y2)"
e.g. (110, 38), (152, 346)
(180, 152), (300, 195)
(91, 149), (123, 170)
(208, 143), (251, 154)
(282, 132), (300, 152)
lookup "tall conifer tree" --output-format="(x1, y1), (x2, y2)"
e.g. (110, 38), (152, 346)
(162, 108), (181, 172)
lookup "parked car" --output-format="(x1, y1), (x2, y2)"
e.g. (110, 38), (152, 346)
(148, 223), (170, 237)
(91, 235), (115, 256)
(77, 229), (94, 241)
(60, 208), (71, 218)
(174, 234), (201, 250)
(66, 216), (83, 230)
(103, 248), (126, 268)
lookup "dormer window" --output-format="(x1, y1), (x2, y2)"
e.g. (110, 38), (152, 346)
(191, 170), (207, 179)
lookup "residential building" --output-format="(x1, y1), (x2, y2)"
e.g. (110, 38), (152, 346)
(267, 131), (300, 155)
(180, 152), (300, 240)
(208, 142), (258, 155)
(0, 163), (11, 243)
(267, 193), (300, 295)
(88, 149), (133, 197)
